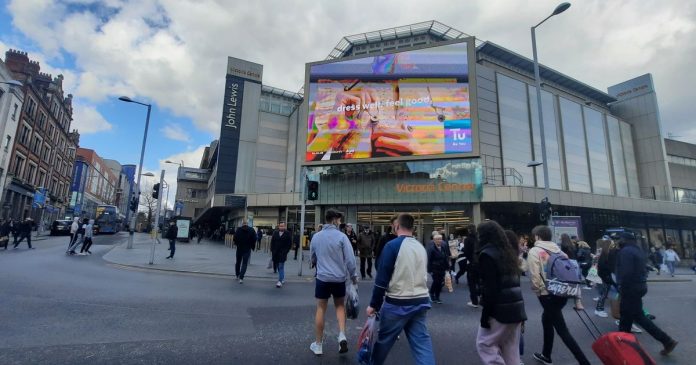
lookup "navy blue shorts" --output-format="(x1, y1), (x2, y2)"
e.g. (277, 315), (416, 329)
(315, 279), (346, 299)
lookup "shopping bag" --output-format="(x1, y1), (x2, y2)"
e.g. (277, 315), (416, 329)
(356, 315), (378, 365)
(445, 273), (453, 292)
(660, 263), (669, 273)
(266, 258), (273, 270)
(346, 281), (359, 320)
(610, 296), (621, 320)
(586, 265), (602, 284)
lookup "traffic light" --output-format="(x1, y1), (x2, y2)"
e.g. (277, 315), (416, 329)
(307, 180), (319, 201)
(129, 197), (138, 212)
(152, 183), (160, 199)
(539, 198), (553, 222)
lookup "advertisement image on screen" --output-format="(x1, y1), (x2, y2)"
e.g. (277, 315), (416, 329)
(306, 41), (471, 162)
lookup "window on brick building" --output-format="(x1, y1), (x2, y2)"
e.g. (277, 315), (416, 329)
(19, 122), (32, 146)
(38, 112), (47, 129)
(4, 135), (10, 152)
(25, 97), (37, 119)
(26, 162), (37, 185)
(32, 135), (43, 155)
(38, 169), (46, 188)
(12, 154), (25, 177)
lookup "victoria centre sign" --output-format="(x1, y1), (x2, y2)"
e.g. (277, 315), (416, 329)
(304, 38), (478, 164)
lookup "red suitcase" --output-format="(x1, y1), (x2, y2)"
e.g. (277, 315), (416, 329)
(575, 309), (656, 365)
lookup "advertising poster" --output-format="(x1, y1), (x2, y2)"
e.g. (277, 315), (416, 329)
(176, 219), (190, 240)
(306, 41), (471, 161)
(551, 216), (583, 243)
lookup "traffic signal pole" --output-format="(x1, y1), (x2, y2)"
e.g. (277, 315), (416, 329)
(298, 166), (306, 277)
(149, 169), (165, 265)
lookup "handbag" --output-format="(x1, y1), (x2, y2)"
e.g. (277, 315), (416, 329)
(445, 273), (453, 292)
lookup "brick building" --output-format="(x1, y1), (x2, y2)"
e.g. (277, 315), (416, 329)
(1, 49), (79, 224)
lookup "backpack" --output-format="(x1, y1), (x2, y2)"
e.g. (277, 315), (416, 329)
(543, 249), (583, 298)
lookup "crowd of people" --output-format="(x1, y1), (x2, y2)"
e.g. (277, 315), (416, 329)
(0, 217), (36, 250)
(297, 208), (683, 365)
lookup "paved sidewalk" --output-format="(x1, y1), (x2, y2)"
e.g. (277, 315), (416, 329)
(103, 233), (314, 282)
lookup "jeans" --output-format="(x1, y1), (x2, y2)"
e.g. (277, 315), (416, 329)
(168, 239), (176, 257)
(538, 295), (590, 365)
(371, 305), (435, 365)
(619, 284), (673, 345)
(235, 250), (251, 279)
(429, 271), (445, 300)
(278, 262), (285, 282)
(477, 319), (521, 365)
(360, 256), (373, 278)
(596, 282), (612, 311)
(665, 261), (676, 276)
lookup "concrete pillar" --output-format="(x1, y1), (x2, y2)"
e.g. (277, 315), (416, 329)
(473, 203), (483, 225)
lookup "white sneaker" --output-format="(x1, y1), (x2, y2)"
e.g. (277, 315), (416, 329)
(615, 320), (643, 333)
(276, 281), (282, 288)
(466, 301), (479, 308)
(592, 297), (599, 302)
(239, 279), (243, 284)
(310, 341), (323, 356)
(594, 310), (608, 318)
(78, 252), (86, 256)
(338, 332), (348, 354)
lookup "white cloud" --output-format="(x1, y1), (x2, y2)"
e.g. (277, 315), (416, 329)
(146, 145), (208, 211)
(71, 103), (113, 134)
(5, 0), (696, 143)
(161, 123), (190, 142)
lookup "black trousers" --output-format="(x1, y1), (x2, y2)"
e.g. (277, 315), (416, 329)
(466, 269), (480, 305)
(455, 261), (467, 281)
(14, 233), (32, 248)
(235, 250), (251, 279)
(619, 284), (672, 345)
(429, 271), (445, 300)
(538, 295), (590, 365)
(80, 237), (93, 253)
(360, 256), (373, 278)
(168, 239), (176, 257)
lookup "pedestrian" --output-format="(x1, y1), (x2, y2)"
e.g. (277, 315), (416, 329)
(527, 225), (591, 365)
(9, 218), (19, 245)
(649, 246), (662, 274)
(505, 229), (528, 360)
(13, 218), (35, 249)
(463, 224), (481, 308)
(345, 223), (358, 256)
(67, 218), (86, 254)
(692, 251), (696, 274)
(374, 216), (397, 270)
(663, 244), (680, 277)
(594, 237), (615, 318)
(476, 222), (526, 365)
(308, 209), (358, 356)
(165, 221), (178, 259)
(256, 227), (263, 251)
(270, 221), (291, 288)
(80, 219), (94, 255)
(576, 240), (593, 288)
(427, 234), (449, 304)
(447, 233), (459, 273)
(454, 233), (467, 284)
(366, 213), (435, 365)
(293, 229), (301, 260)
(358, 226), (376, 279)
(233, 219), (256, 284)
(1, 219), (11, 250)
(616, 232), (678, 356)
(66, 217), (80, 253)
(559, 233), (576, 257)
(197, 226), (204, 244)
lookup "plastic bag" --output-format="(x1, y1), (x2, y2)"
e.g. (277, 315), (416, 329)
(445, 273), (453, 292)
(356, 315), (378, 365)
(586, 265), (602, 284)
(267, 258), (273, 270)
(346, 281), (359, 320)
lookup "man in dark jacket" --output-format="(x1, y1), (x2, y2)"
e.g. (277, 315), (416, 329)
(357, 226), (376, 279)
(233, 220), (256, 283)
(13, 218), (35, 249)
(427, 234), (450, 304)
(616, 232), (678, 356)
(270, 222), (291, 288)
(165, 221), (178, 259)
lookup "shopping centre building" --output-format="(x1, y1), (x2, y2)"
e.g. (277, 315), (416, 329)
(185, 21), (696, 257)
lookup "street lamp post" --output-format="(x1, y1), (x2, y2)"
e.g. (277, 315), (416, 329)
(118, 96), (152, 249)
(531, 2), (571, 225)
(149, 169), (165, 265)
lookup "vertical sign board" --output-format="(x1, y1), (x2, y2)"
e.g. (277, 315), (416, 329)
(551, 216), (584, 243)
(216, 57), (263, 194)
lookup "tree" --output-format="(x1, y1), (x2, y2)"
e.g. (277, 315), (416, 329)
(139, 181), (158, 230)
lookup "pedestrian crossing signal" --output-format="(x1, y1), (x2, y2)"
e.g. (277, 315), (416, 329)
(152, 183), (160, 199)
(307, 180), (319, 201)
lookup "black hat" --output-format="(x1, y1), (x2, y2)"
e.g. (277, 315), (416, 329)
(619, 231), (636, 241)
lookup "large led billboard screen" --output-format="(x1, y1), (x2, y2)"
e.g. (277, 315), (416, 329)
(306, 40), (474, 163)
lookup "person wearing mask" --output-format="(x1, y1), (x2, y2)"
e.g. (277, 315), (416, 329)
(663, 245), (681, 277)
(270, 222), (291, 288)
(13, 218), (35, 249)
(527, 225), (591, 365)
(616, 232), (678, 357)
(165, 221), (178, 259)
(427, 234), (449, 304)
(233, 220), (256, 284)
(374, 216), (397, 270)
(358, 226), (376, 279)
(366, 213), (435, 365)
(463, 224), (480, 308)
(476, 222), (526, 365)
(79, 219), (95, 255)
(308, 209), (358, 356)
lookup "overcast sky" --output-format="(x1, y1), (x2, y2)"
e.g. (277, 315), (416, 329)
(1, 0), (695, 206)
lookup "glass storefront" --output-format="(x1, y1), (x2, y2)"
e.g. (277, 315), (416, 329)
(584, 107), (612, 195)
(560, 97), (591, 193)
(620, 121), (640, 198)
(529, 86), (563, 190)
(497, 74), (534, 186)
(606, 116), (629, 197)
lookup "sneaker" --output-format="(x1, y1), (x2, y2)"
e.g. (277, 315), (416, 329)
(533, 352), (552, 364)
(647, 314), (656, 320)
(78, 252), (86, 256)
(435, 299), (443, 304)
(338, 333), (348, 354)
(239, 279), (243, 284)
(310, 341), (323, 356)
(276, 281), (282, 288)
(594, 310), (608, 318)
(660, 340), (678, 356)
(467, 302), (479, 308)
(592, 297), (599, 302)
(615, 320), (643, 333)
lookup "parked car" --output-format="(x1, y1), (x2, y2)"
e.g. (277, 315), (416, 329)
(50, 220), (73, 236)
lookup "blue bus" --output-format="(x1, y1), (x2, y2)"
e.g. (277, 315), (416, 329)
(95, 205), (122, 234)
